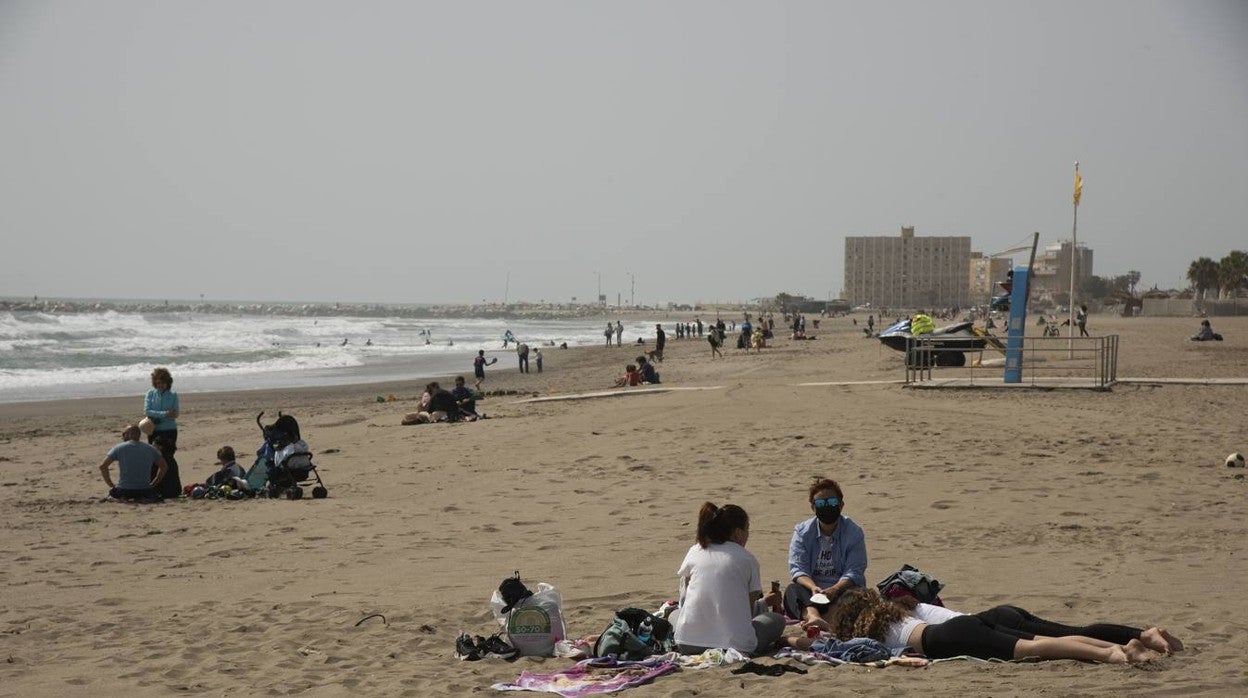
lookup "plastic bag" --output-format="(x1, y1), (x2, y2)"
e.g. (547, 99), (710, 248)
(490, 581), (565, 657)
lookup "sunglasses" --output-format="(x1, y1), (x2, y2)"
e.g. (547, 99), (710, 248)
(813, 496), (842, 509)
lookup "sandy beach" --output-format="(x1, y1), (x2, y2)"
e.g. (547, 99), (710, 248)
(3, 314), (1248, 697)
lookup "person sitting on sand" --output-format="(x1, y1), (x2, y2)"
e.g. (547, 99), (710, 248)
(1191, 319), (1223, 342)
(636, 356), (660, 384)
(204, 446), (248, 488)
(613, 364), (641, 387)
(670, 502), (786, 656)
(784, 478), (867, 631)
(785, 587), (1174, 664)
(451, 376), (480, 420)
(99, 424), (168, 501)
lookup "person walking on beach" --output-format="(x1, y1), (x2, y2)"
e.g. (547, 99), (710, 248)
(517, 342), (530, 373)
(473, 350), (498, 389)
(1075, 305), (1089, 337)
(604, 322), (614, 347)
(99, 424), (168, 501)
(654, 324), (666, 362)
(144, 367), (180, 447)
(707, 328), (723, 359)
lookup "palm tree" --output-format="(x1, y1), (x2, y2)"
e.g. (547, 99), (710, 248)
(1187, 257), (1220, 301)
(1218, 251), (1248, 298)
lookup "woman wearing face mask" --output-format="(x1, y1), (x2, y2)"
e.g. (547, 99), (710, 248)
(783, 478), (867, 631)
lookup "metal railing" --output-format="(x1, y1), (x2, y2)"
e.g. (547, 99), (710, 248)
(903, 334), (1119, 388)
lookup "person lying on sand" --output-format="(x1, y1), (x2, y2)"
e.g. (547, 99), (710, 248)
(783, 587), (1180, 664)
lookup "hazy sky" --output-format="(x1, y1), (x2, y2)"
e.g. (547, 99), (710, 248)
(2, 1), (1246, 305)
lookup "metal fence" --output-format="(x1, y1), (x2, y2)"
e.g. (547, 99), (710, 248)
(903, 334), (1119, 388)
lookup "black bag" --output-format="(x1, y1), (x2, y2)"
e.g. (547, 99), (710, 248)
(876, 564), (944, 605)
(592, 607), (675, 660)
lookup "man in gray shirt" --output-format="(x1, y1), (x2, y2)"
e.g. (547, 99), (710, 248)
(99, 424), (168, 500)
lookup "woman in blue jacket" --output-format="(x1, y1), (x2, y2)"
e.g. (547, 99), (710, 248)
(784, 478), (868, 630)
(144, 367), (180, 446)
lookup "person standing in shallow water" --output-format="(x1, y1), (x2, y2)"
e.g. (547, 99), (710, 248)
(144, 367), (180, 446)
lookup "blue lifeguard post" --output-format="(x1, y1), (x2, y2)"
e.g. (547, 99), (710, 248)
(1003, 266), (1029, 383)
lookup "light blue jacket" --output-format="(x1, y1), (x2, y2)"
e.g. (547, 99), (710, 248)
(144, 388), (180, 432)
(788, 515), (867, 589)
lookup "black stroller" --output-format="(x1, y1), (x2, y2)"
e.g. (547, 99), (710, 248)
(246, 412), (328, 500)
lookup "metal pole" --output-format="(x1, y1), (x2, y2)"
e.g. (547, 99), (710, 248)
(1068, 162), (1080, 355)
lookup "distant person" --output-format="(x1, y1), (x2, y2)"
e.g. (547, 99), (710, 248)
(99, 424), (167, 501)
(615, 320), (624, 346)
(151, 434), (182, 499)
(867, 315), (875, 335)
(534, 348), (543, 373)
(204, 446), (247, 488)
(473, 350), (498, 389)
(637, 355), (661, 384)
(614, 364), (641, 387)
(1076, 305), (1089, 337)
(1191, 319), (1223, 342)
(517, 342), (530, 373)
(654, 324), (666, 362)
(502, 330), (516, 348)
(708, 329), (723, 358)
(144, 367), (180, 447)
(451, 376), (481, 420)
(604, 322), (615, 347)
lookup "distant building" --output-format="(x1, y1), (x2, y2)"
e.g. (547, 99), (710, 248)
(1031, 241), (1093, 298)
(844, 226), (971, 309)
(968, 252), (1013, 301)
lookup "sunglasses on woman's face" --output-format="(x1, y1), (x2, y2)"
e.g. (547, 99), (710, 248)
(813, 496), (841, 509)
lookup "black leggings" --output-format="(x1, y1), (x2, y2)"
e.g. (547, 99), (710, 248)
(921, 615), (1024, 660)
(975, 605), (1142, 646)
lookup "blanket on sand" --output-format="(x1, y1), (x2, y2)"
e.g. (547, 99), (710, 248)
(491, 656), (678, 697)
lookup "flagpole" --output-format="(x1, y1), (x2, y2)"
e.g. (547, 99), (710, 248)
(1068, 162), (1080, 355)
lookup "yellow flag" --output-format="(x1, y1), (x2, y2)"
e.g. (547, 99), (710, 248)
(1073, 168), (1083, 206)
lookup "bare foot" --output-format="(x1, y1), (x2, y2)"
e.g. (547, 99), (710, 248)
(1138, 627), (1176, 654)
(1123, 639), (1161, 664)
(1105, 645), (1130, 664)
(1157, 627), (1183, 652)
(801, 618), (831, 632)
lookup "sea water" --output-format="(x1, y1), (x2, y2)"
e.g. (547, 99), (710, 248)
(0, 310), (651, 403)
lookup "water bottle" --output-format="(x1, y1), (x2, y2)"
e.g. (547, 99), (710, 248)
(637, 618), (653, 644)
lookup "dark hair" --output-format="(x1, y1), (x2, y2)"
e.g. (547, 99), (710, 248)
(455, 375), (465, 383)
(828, 587), (911, 642)
(636, 355), (647, 364)
(809, 478), (844, 503)
(626, 364), (636, 372)
(695, 502), (749, 548)
(151, 367), (173, 387)
(217, 446), (235, 462)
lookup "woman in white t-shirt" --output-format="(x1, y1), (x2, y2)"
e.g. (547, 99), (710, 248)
(671, 502), (786, 655)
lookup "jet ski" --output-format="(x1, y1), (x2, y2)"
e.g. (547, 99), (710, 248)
(878, 318), (1005, 367)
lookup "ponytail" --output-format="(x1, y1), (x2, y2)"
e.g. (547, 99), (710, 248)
(695, 501), (749, 548)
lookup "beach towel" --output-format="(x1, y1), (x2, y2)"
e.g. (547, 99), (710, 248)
(669, 648), (748, 669)
(491, 656), (678, 697)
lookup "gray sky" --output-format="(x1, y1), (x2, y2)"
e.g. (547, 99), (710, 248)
(2, 0), (1246, 305)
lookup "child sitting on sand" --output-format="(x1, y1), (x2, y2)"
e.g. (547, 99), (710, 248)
(205, 446), (248, 488)
(614, 364), (641, 387)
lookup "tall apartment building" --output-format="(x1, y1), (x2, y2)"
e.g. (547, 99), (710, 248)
(844, 226), (971, 309)
(969, 252), (1014, 301)
(1031, 241), (1093, 298)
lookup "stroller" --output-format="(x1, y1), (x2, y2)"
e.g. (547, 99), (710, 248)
(246, 411), (329, 500)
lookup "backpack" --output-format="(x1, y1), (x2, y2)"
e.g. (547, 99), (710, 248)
(592, 607), (675, 660)
(876, 564), (945, 606)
